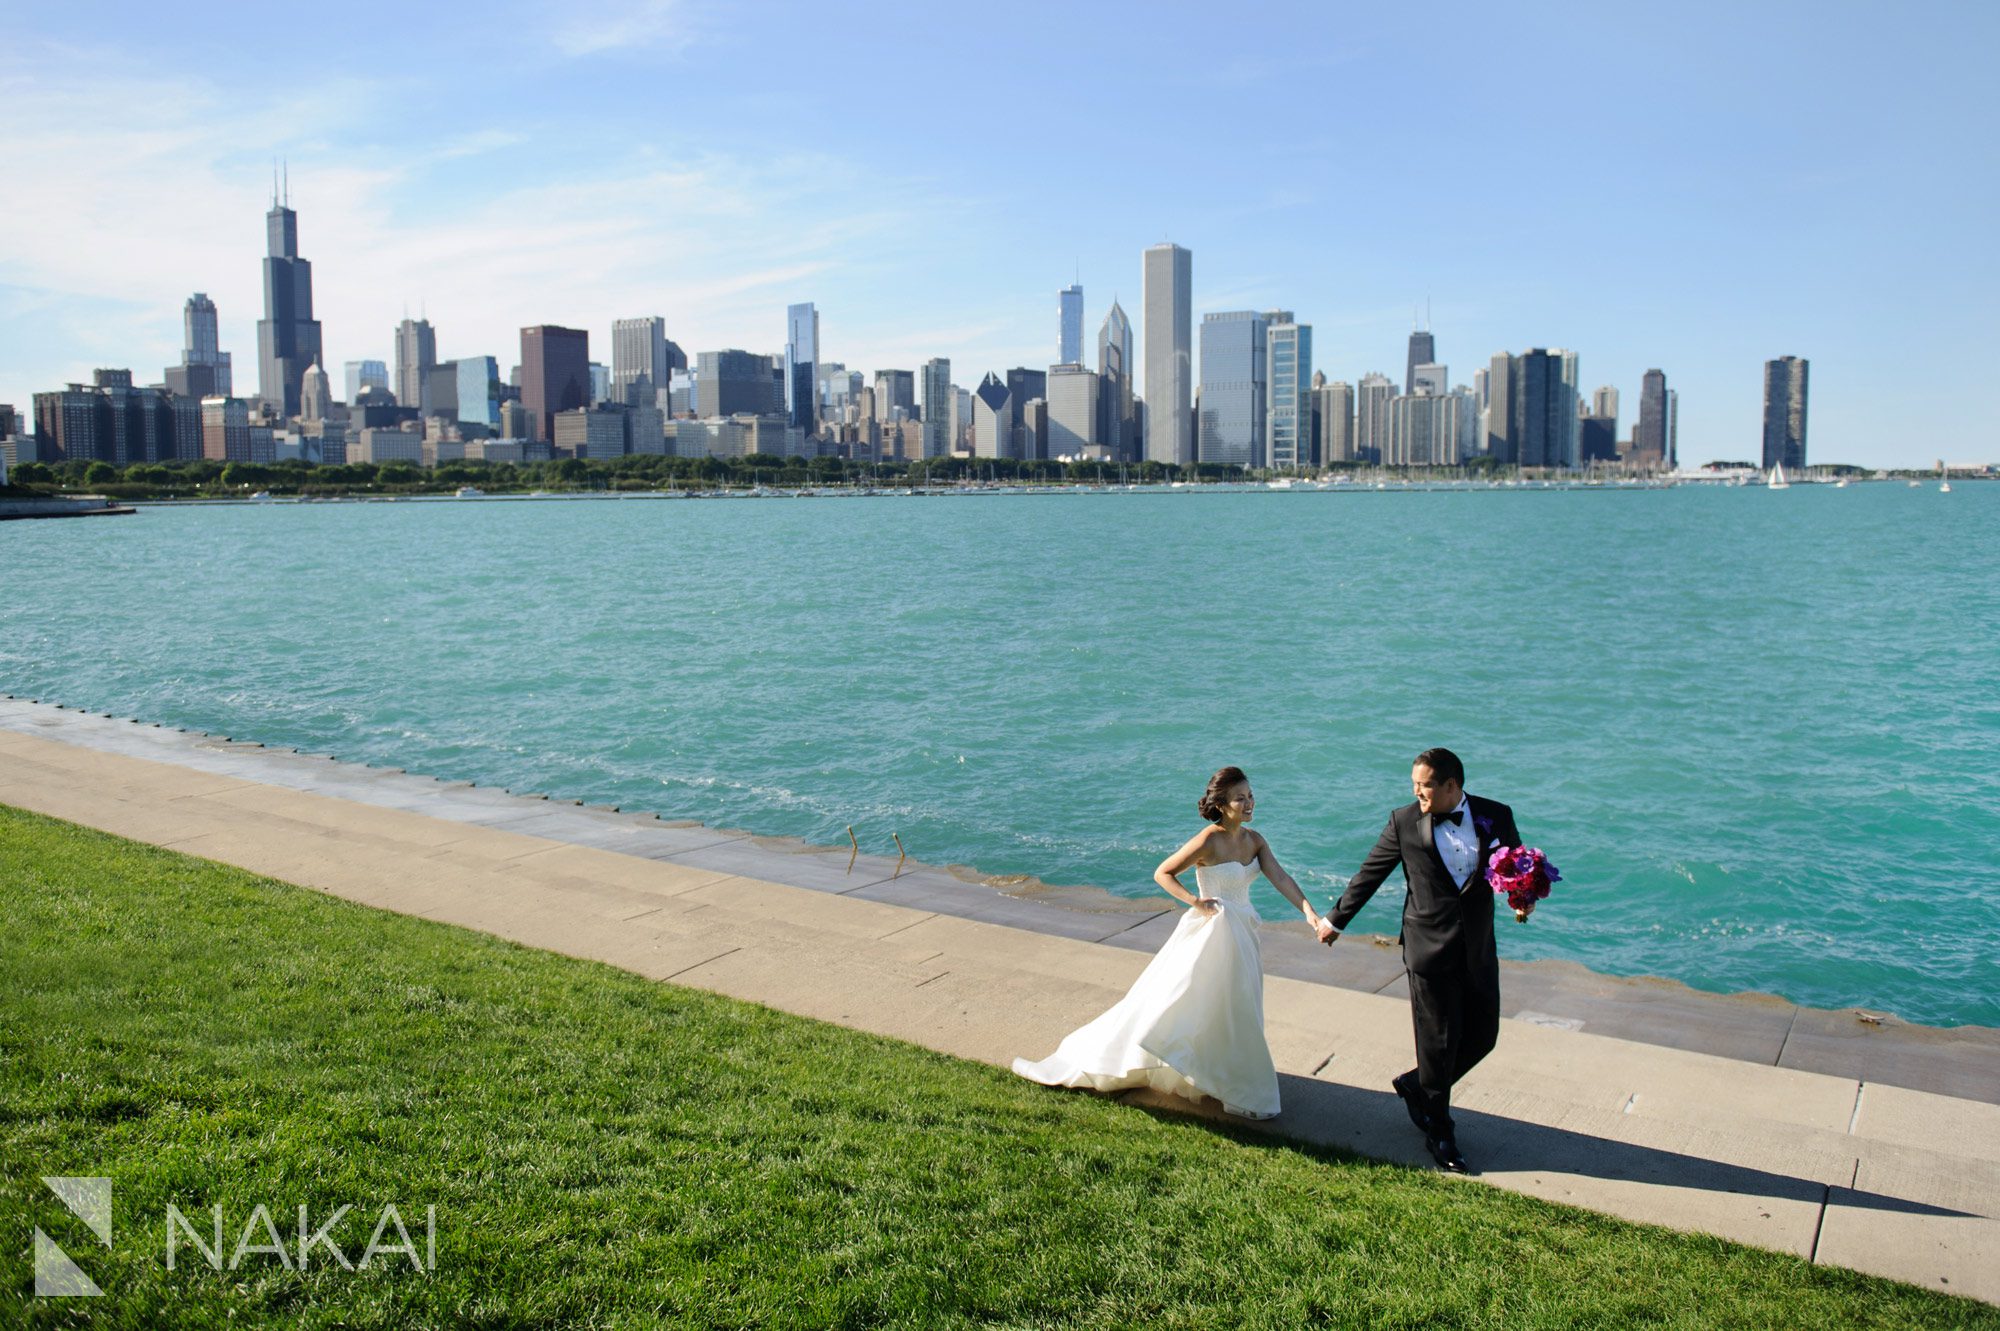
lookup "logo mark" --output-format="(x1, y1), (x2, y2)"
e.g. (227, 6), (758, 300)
(36, 1176), (111, 1298)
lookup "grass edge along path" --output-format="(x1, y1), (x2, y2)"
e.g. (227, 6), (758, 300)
(1, 802), (1991, 1330)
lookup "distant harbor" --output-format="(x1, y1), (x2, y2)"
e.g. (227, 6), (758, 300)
(110, 471), (1982, 505)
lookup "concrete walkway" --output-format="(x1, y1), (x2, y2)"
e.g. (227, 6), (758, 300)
(2, 696), (1996, 1305)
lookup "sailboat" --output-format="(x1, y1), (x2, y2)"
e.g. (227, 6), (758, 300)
(1940, 477), (1953, 493)
(1767, 462), (1790, 490)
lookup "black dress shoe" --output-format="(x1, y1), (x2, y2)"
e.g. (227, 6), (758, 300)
(1426, 1135), (1469, 1173)
(1391, 1072), (1431, 1135)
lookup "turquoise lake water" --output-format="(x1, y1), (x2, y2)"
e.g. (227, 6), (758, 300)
(4, 483), (1996, 1026)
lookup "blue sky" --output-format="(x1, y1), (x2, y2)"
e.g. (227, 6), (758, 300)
(2, 0), (1994, 466)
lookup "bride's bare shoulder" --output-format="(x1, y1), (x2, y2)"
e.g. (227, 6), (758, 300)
(1186, 822), (1229, 864)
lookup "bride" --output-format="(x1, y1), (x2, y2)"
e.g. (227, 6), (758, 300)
(1012, 766), (1326, 1119)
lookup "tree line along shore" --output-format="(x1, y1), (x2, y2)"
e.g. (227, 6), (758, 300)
(4, 451), (1568, 501)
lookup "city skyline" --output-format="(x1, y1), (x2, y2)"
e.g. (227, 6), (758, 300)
(2, 2), (1995, 467)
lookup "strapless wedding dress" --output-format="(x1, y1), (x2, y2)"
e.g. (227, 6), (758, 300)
(1012, 859), (1280, 1118)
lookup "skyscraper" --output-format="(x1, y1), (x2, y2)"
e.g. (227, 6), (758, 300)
(300, 360), (331, 423)
(1058, 283), (1084, 366)
(201, 394), (254, 463)
(1356, 373), (1396, 462)
(1666, 388), (1679, 468)
(816, 364), (862, 419)
(1591, 385), (1620, 426)
(456, 356), (501, 430)
(1315, 378), (1356, 464)
(1579, 413), (1618, 464)
(1556, 350), (1581, 468)
(919, 358), (952, 458)
(33, 371), (197, 465)
(1266, 319), (1312, 471)
(1005, 368), (1047, 458)
(1762, 356), (1808, 470)
(255, 178), (323, 417)
(696, 350), (783, 418)
(419, 360), (461, 422)
(1633, 369), (1669, 461)
(1387, 391), (1459, 466)
(1097, 300), (1135, 461)
(344, 360), (388, 402)
(1142, 243), (1192, 465)
(972, 373), (1011, 458)
(165, 293), (233, 400)
(1406, 327), (1435, 406)
(785, 303), (819, 433)
(1197, 311), (1271, 468)
(1046, 364), (1098, 458)
(1454, 386), (1478, 461)
(613, 317), (670, 405)
(1486, 349), (1577, 468)
(1411, 363), (1449, 396)
(1484, 354), (1511, 458)
(396, 318), (437, 414)
(1587, 384), (1620, 462)
(520, 326), (590, 443)
(874, 369), (915, 421)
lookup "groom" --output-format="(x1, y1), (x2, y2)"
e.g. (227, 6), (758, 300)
(1315, 748), (1525, 1173)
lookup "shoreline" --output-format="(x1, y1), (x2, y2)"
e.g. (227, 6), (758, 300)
(4, 690), (1996, 1107)
(26, 473), (1988, 509)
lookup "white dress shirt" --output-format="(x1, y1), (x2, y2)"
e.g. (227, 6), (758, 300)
(1431, 795), (1477, 888)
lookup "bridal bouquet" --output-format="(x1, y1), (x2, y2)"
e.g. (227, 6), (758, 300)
(1486, 846), (1560, 922)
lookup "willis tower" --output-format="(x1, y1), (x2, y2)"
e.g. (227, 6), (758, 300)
(257, 169), (323, 417)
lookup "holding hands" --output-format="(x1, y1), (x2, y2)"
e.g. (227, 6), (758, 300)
(1157, 771), (1329, 939)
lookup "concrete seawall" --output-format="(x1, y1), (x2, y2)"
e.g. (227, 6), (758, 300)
(5, 691), (1991, 1102)
(0, 496), (135, 520)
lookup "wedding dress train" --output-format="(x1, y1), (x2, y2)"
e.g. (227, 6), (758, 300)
(1012, 859), (1280, 1118)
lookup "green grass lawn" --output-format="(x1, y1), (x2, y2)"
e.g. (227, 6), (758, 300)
(2, 802), (1992, 1330)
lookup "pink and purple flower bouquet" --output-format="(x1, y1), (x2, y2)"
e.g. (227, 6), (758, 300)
(1486, 846), (1560, 923)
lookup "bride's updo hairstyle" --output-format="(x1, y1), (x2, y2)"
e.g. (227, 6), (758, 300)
(1198, 766), (1250, 822)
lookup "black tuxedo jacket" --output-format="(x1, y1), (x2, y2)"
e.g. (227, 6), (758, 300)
(1328, 794), (1522, 979)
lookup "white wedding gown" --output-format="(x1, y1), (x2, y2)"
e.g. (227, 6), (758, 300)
(1012, 859), (1281, 1118)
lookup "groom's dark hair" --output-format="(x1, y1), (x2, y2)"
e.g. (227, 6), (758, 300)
(1414, 747), (1464, 786)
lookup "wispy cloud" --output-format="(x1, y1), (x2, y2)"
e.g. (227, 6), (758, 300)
(431, 129), (528, 161)
(552, 0), (705, 58)
(0, 50), (986, 407)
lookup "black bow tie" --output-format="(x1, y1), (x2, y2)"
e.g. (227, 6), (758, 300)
(1432, 809), (1464, 827)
